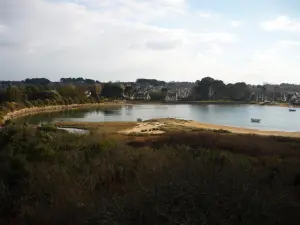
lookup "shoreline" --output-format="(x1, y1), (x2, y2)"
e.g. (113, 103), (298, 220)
(180, 120), (300, 137)
(55, 118), (300, 138)
(120, 118), (300, 137)
(1, 102), (129, 124)
(2, 101), (299, 134)
(128, 100), (299, 108)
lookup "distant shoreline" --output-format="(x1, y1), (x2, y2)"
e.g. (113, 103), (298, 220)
(129, 100), (300, 107)
(128, 100), (251, 105)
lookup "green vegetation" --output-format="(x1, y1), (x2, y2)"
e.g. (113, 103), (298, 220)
(1, 124), (300, 224)
(0, 78), (127, 124)
(191, 77), (251, 101)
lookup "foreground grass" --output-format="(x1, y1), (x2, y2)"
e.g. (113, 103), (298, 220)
(1, 125), (300, 224)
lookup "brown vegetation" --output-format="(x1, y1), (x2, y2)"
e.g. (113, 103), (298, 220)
(1, 123), (300, 224)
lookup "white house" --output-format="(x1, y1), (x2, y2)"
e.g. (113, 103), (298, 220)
(290, 94), (300, 104)
(165, 92), (177, 102)
(135, 92), (151, 100)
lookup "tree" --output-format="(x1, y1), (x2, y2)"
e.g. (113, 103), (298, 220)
(124, 85), (134, 98)
(57, 84), (77, 98)
(25, 78), (50, 85)
(101, 83), (124, 98)
(192, 77), (215, 100)
(149, 92), (165, 101)
(211, 80), (226, 99)
(136, 79), (165, 86)
(89, 84), (102, 98)
(0, 90), (8, 102)
(161, 87), (168, 94)
(226, 82), (250, 101)
(6, 86), (21, 102)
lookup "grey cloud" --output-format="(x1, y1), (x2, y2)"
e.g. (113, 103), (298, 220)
(145, 39), (182, 50)
(0, 40), (19, 48)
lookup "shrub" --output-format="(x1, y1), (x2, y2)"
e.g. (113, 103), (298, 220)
(63, 98), (70, 105)
(44, 99), (51, 106)
(24, 100), (33, 108)
(37, 124), (58, 132)
(4, 119), (12, 125)
(4, 102), (16, 112)
(213, 129), (232, 134)
(36, 99), (44, 106)
(51, 99), (57, 105)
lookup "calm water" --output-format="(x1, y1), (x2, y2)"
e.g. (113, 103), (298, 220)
(15, 104), (300, 132)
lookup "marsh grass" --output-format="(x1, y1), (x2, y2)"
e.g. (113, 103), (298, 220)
(1, 125), (300, 224)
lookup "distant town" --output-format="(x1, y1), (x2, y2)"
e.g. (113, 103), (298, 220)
(1, 77), (300, 104)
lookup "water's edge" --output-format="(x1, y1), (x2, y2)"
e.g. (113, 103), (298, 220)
(1, 102), (128, 125)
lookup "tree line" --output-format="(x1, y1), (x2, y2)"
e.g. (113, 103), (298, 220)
(1, 76), (300, 108)
(191, 77), (251, 101)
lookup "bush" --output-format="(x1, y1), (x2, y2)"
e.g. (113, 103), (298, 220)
(44, 99), (51, 106)
(24, 100), (33, 108)
(50, 99), (57, 105)
(68, 97), (74, 105)
(36, 99), (44, 106)
(57, 98), (64, 105)
(63, 98), (70, 105)
(213, 129), (232, 133)
(4, 102), (16, 112)
(37, 124), (58, 132)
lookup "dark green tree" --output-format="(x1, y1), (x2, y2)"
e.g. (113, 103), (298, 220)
(101, 83), (124, 98)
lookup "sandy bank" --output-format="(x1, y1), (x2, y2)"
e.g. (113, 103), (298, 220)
(119, 122), (165, 135)
(118, 118), (300, 138)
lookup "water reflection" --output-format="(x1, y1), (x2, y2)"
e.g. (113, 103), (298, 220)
(15, 109), (94, 124)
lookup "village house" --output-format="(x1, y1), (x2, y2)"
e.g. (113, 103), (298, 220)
(290, 94), (300, 104)
(165, 92), (177, 102)
(135, 92), (151, 100)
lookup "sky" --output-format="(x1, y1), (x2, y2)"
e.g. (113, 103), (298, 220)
(0, 0), (300, 84)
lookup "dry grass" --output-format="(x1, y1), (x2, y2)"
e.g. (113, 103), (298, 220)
(1, 124), (300, 224)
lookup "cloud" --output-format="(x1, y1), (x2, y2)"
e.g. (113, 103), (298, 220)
(191, 32), (237, 43)
(0, 0), (241, 82)
(3, 0), (299, 84)
(242, 41), (300, 84)
(145, 39), (182, 50)
(278, 40), (300, 47)
(0, 24), (6, 33)
(260, 16), (300, 32)
(230, 20), (243, 27)
(198, 11), (217, 18)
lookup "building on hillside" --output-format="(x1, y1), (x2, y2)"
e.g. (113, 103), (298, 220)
(165, 92), (177, 102)
(135, 92), (151, 100)
(290, 94), (300, 104)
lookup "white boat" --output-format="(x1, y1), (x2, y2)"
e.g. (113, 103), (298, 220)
(289, 108), (296, 112)
(251, 118), (261, 123)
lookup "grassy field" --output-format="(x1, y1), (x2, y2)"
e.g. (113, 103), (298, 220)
(1, 123), (300, 224)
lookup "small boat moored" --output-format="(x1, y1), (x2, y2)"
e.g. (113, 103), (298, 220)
(251, 118), (261, 123)
(289, 108), (296, 112)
